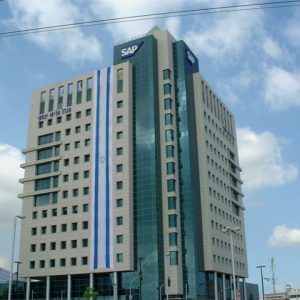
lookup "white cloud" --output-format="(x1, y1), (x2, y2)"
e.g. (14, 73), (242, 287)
(0, 144), (24, 228)
(264, 66), (300, 110)
(237, 128), (298, 191)
(262, 37), (283, 59)
(8, 0), (102, 64)
(285, 13), (300, 48)
(186, 10), (263, 60)
(269, 225), (300, 247)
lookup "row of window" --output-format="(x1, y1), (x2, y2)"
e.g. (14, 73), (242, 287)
(211, 220), (243, 242)
(211, 237), (245, 256)
(212, 255), (246, 270)
(31, 221), (89, 235)
(39, 78), (93, 115)
(209, 204), (241, 227)
(33, 203), (89, 219)
(63, 154), (90, 166)
(30, 257), (89, 269)
(31, 238), (88, 252)
(62, 187), (90, 199)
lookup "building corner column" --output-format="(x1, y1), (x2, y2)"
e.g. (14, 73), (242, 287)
(214, 272), (218, 300)
(26, 277), (30, 300)
(46, 276), (50, 300)
(222, 274), (226, 300)
(67, 274), (71, 300)
(113, 272), (118, 300)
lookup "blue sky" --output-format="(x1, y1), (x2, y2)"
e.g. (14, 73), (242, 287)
(0, 0), (300, 294)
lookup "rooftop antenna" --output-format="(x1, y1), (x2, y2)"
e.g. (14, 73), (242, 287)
(271, 257), (276, 293)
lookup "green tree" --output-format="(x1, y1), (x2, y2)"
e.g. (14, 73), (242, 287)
(83, 287), (99, 299)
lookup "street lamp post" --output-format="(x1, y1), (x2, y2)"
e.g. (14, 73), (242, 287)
(8, 215), (25, 300)
(222, 226), (240, 300)
(166, 253), (170, 300)
(159, 282), (165, 300)
(256, 265), (266, 300)
(129, 274), (143, 300)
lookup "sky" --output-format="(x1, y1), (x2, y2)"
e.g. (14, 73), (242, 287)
(0, 0), (300, 294)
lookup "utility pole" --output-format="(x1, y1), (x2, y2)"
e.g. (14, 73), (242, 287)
(256, 266), (266, 300)
(271, 257), (276, 294)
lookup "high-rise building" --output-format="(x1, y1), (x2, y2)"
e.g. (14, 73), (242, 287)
(19, 27), (248, 300)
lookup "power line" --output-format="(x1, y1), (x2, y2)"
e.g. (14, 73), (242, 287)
(0, 0), (299, 38)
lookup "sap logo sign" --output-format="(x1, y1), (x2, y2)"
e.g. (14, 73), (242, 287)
(187, 50), (196, 65)
(121, 42), (144, 58)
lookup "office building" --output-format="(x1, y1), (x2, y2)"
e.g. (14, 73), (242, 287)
(19, 27), (248, 300)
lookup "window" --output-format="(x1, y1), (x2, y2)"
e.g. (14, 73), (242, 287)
(165, 113), (173, 125)
(76, 111), (81, 119)
(116, 164), (123, 172)
(54, 146), (60, 156)
(74, 141), (80, 149)
(31, 228), (37, 235)
(35, 178), (51, 191)
(41, 210), (47, 218)
(82, 221), (88, 229)
(117, 100), (123, 108)
(49, 259), (55, 268)
(85, 123), (91, 131)
(85, 108), (91, 116)
(117, 69), (123, 93)
(168, 214), (177, 228)
(164, 98), (172, 110)
(60, 224), (67, 235)
(84, 170), (90, 178)
(167, 179), (176, 192)
(52, 208), (57, 217)
(74, 157), (80, 164)
(82, 257), (88, 265)
(34, 194), (50, 206)
(30, 261), (35, 269)
(40, 91), (46, 114)
(117, 116), (123, 123)
(168, 196), (176, 210)
(163, 69), (171, 80)
(41, 226), (47, 234)
(67, 83), (73, 107)
(71, 240), (77, 248)
(116, 216), (123, 225)
(169, 232), (178, 246)
(87, 78), (93, 101)
(53, 160), (59, 172)
(51, 225), (57, 233)
(117, 147), (123, 156)
(83, 203), (89, 212)
(50, 242), (56, 250)
(37, 148), (52, 160)
(66, 114), (71, 121)
(62, 191), (68, 199)
(57, 116), (62, 123)
(49, 89), (55, 112)
(116, 235), (123, 244)
(82, 239), (88, 247)
(116, 181), (123, 190)
(117, 131), (123, 139)
(62, 207), (68, 215)
(60, 241), (66, 249)
(166, 162), (175, 175)
(40, 243), (46, 251)
(170, 251), (178, 265)
(72, 222), (78, 231)
(64, 159), (69, 167)
(38, 121), (43, 128)
(32, 211), (37, 219)
(71, 257), (77, 266)
(65, 128), (71, 136)
(40, 260), (45, 269)
(83, 187), (89, 195)
(75, 126), (81, 133)
(53, 176), (58, 188)
(31, 244), (36, 252)
(116, 198), (123, 207)
(163, 83), (172, 95)
(84, 154), (90, 162)
(38, 133), (53, 145)
(116, 253), (123, 263)
(166, 145), (174, 158)
(60, 258), (66, 267)
(58, 86), (64, 109)
(72, 205), (78, 214)
(73, 172), (79, 181)
(85, 139), (90, 146)
(36, 163), (51, 175)
(47, 119), (52, 126)
(77, 80), (82, 104)
(165, 129), (174, 142)
(73, 189), (78, 197)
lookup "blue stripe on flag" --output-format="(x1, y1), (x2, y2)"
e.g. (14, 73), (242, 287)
(105, 67), (111, 268)
(94, 70), (101, 269)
